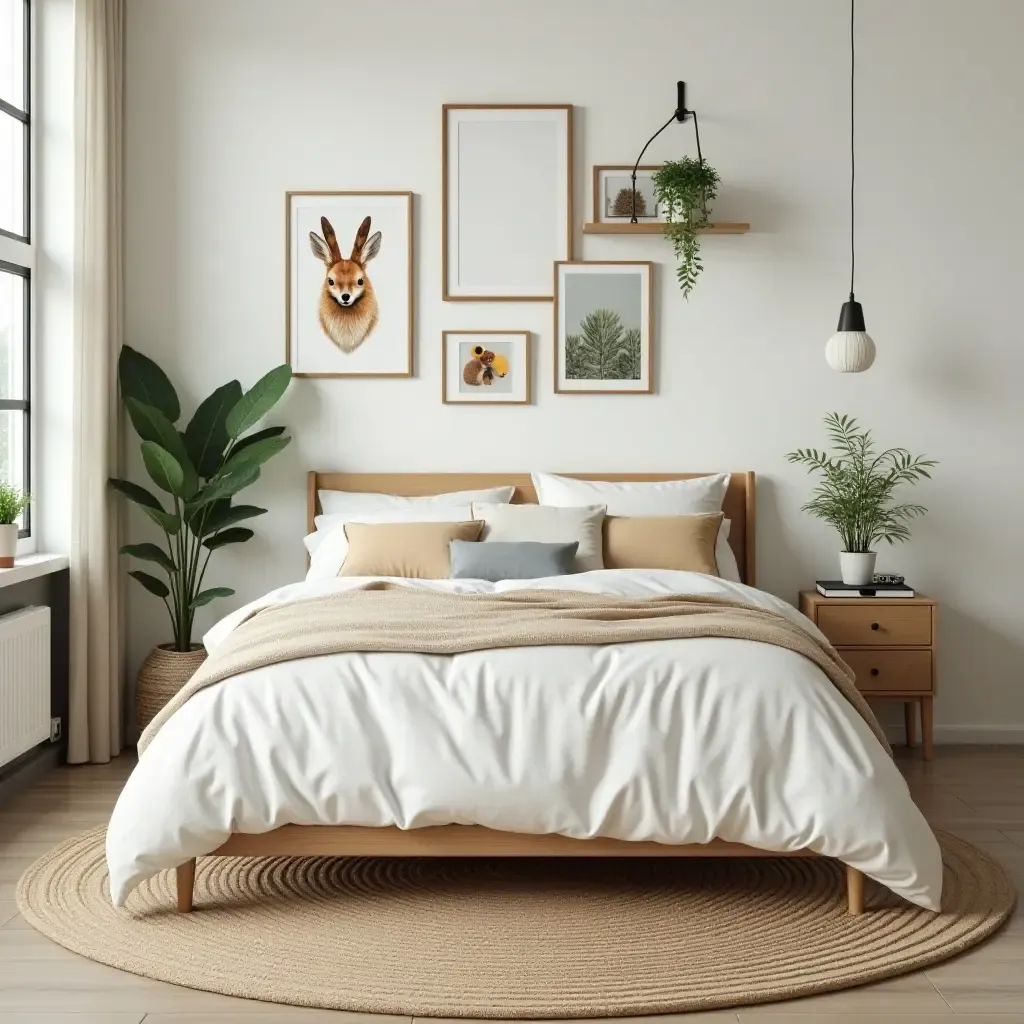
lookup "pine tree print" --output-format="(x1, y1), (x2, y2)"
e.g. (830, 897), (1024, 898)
(565, 309), (639, 380)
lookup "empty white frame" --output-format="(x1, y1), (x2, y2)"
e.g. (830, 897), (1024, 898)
(443, 105), (573, 301)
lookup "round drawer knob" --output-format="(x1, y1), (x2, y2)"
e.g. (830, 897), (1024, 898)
(870, 668), (880, 676)
(870, 622), (880, 631)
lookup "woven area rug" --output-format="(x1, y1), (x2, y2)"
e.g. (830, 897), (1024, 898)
(17, 828), (1015, 1018)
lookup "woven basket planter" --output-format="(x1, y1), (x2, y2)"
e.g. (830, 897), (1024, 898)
(136, 644), (207, 734)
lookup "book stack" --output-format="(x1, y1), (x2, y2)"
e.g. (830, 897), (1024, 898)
(816, 577), (915, 598)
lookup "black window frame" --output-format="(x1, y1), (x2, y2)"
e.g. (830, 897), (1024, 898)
(0, 0), (32, 537)
(0, 0), (31, 245)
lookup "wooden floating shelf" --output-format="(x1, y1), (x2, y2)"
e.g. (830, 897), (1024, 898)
(583, 222), (750, 235)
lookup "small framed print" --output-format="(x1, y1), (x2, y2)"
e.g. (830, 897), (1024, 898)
(442, 331), (532, 404)
(286, 190), (413, 378)
(554, 261), (653, 394)
(593, 165), (666, 223)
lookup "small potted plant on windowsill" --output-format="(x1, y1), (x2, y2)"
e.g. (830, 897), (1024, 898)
(0, 484), (31, 568)
(786, 413), (937, 585)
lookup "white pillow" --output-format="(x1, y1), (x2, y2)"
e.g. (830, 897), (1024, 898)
(305, 505), (473, 579)
(716, 519), (742, 583)
(319, 485), (514, 515)
(532, 472), (729, 516)
(472, 502), (606, 573)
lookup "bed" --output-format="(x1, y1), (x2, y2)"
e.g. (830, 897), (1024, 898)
(106, 471), (942, 917)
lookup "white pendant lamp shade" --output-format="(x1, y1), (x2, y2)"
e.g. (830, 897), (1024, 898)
(825, 298), (875, 372)
(825, 330), (875, 372)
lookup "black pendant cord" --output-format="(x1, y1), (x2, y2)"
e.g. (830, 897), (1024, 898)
(630, 108), (707, 223)
(631, 112), (677, 223)
(849, 0), (855, 301)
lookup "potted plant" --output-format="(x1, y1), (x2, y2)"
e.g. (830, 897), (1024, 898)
(786, 413), (936, 585)
(652, 156), (721, 298)
(109, 345), (292, 730)
(0, 484), (30, 568)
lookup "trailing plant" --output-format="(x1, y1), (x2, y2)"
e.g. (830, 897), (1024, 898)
(0, 483), (30, 525)
(109, 345), (291, 651)
(652, 157), (720, 298)
(786, 413), (936, 553)
(565, 309), (641, 381)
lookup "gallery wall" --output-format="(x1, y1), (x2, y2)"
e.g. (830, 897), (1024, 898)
(121, 0), (1024, 739)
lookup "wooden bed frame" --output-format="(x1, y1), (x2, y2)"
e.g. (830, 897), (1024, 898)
(175, 471), (866, 915)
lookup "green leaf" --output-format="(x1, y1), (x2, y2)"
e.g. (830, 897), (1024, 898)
(203, 527), (254, 550)
(225, 365), (291, 438)
(229, 425), (286, 459)
(141, 441), (185, 496)
(119, 543), (177, 573)
(192, 502), (267, 538)
(183, 380), (243, 479)
(128, 570), (170, 598)
(125, 399), (198, 497)
(143, 506), (181, 535)
(109, 477), (164, 512)
(189, 586), (235, 610)
(118, 345), (181, 423)
(191, 466), (261, 508)
(221, 435), (290, 477)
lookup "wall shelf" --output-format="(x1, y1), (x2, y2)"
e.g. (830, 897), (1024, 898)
(582, 222), (750, 235)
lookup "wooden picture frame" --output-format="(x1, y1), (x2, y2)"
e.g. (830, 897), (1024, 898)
(593, 164), (665, 223)
(442, 105), (573, 301)
(554, 261), (654, 395)
(285, 190), (414, 378)
(442, 330), (531, 405)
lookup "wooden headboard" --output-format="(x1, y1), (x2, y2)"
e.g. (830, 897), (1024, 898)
(308, 472), (757, 586)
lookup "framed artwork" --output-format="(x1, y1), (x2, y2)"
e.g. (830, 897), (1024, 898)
(286, 191), (413, 378)
(593, 165), (665, 223)
(554, 261), (653, 394)
(443, 104), (573, 301)
(442, 331), (531, 404)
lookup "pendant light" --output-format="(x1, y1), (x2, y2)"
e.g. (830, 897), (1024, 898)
(825, 0), (876, 372)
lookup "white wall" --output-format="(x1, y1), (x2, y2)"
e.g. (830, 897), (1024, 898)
(123, 0), (1024, 740)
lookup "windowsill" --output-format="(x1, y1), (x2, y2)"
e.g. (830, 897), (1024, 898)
(0, 553), (69, 589)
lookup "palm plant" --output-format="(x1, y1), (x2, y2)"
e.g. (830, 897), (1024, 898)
(109, 345), (291, 650)
(786, 413), (936, 553)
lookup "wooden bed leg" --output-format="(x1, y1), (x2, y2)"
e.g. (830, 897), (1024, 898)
(176, 858), (196, 913)
(846, 863), (864, 916)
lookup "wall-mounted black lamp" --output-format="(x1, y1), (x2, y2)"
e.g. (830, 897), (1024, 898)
(629, 81), (706, 223)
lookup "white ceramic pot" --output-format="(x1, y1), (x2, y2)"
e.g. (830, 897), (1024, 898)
(0, 523), (18, 569)
(839, 551), (876, 586)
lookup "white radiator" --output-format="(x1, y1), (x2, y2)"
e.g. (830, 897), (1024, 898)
(0, 606), (51, 769)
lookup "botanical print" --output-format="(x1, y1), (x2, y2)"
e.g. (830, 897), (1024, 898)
(443, 331), (530, 404)
(565, 310), (641, 381)
(555, 262), (651, 394)
(308, 215), (381, 353)
(287, 192), (412, 377)
(604, 173), (658, 220)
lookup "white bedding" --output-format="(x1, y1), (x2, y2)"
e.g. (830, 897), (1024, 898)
(107, 570), (942, 909)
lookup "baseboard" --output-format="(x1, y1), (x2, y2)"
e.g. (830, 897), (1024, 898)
(885, 724), (1024, 745)
(0, 742), (62, 805)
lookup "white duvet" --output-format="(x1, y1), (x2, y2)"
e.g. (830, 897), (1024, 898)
(107, 570), (942, 909)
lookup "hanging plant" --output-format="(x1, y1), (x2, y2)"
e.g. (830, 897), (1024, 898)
(652, 157), (720, 298)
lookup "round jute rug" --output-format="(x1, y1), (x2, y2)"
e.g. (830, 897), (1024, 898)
(17, 828), (1015, 1018)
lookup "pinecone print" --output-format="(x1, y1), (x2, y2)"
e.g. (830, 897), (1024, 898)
(611, 187), (647, 218)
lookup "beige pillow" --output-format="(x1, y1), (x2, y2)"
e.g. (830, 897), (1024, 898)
(339, 521), (484, 579)
(603, 513), (724, 575)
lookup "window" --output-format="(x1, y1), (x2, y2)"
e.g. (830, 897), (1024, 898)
(0, 0), (31, 536)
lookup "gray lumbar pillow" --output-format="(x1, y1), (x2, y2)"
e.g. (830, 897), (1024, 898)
(449, 540), (579, 582)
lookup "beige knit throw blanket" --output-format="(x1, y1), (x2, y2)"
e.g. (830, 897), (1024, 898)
(138, 585), (889, 755)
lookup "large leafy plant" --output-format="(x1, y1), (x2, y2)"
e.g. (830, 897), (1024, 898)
(110, 346), (291, 651)
(786, 413), (936, 553)
(652, 157), (720, 298)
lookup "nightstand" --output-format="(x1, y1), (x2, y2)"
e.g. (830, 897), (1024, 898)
(798, 591), (937, 760)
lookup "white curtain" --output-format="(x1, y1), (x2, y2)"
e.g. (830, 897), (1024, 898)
(68, 0), (126, 764)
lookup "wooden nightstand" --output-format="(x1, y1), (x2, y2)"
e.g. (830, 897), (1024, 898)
(799, 591), (937, 759)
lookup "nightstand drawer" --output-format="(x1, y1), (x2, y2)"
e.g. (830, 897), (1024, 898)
(816, 604), (932, 646)
(841, 649), (932, 693)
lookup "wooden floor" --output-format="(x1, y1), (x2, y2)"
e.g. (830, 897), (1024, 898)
(1, 748), (1023, 1023)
